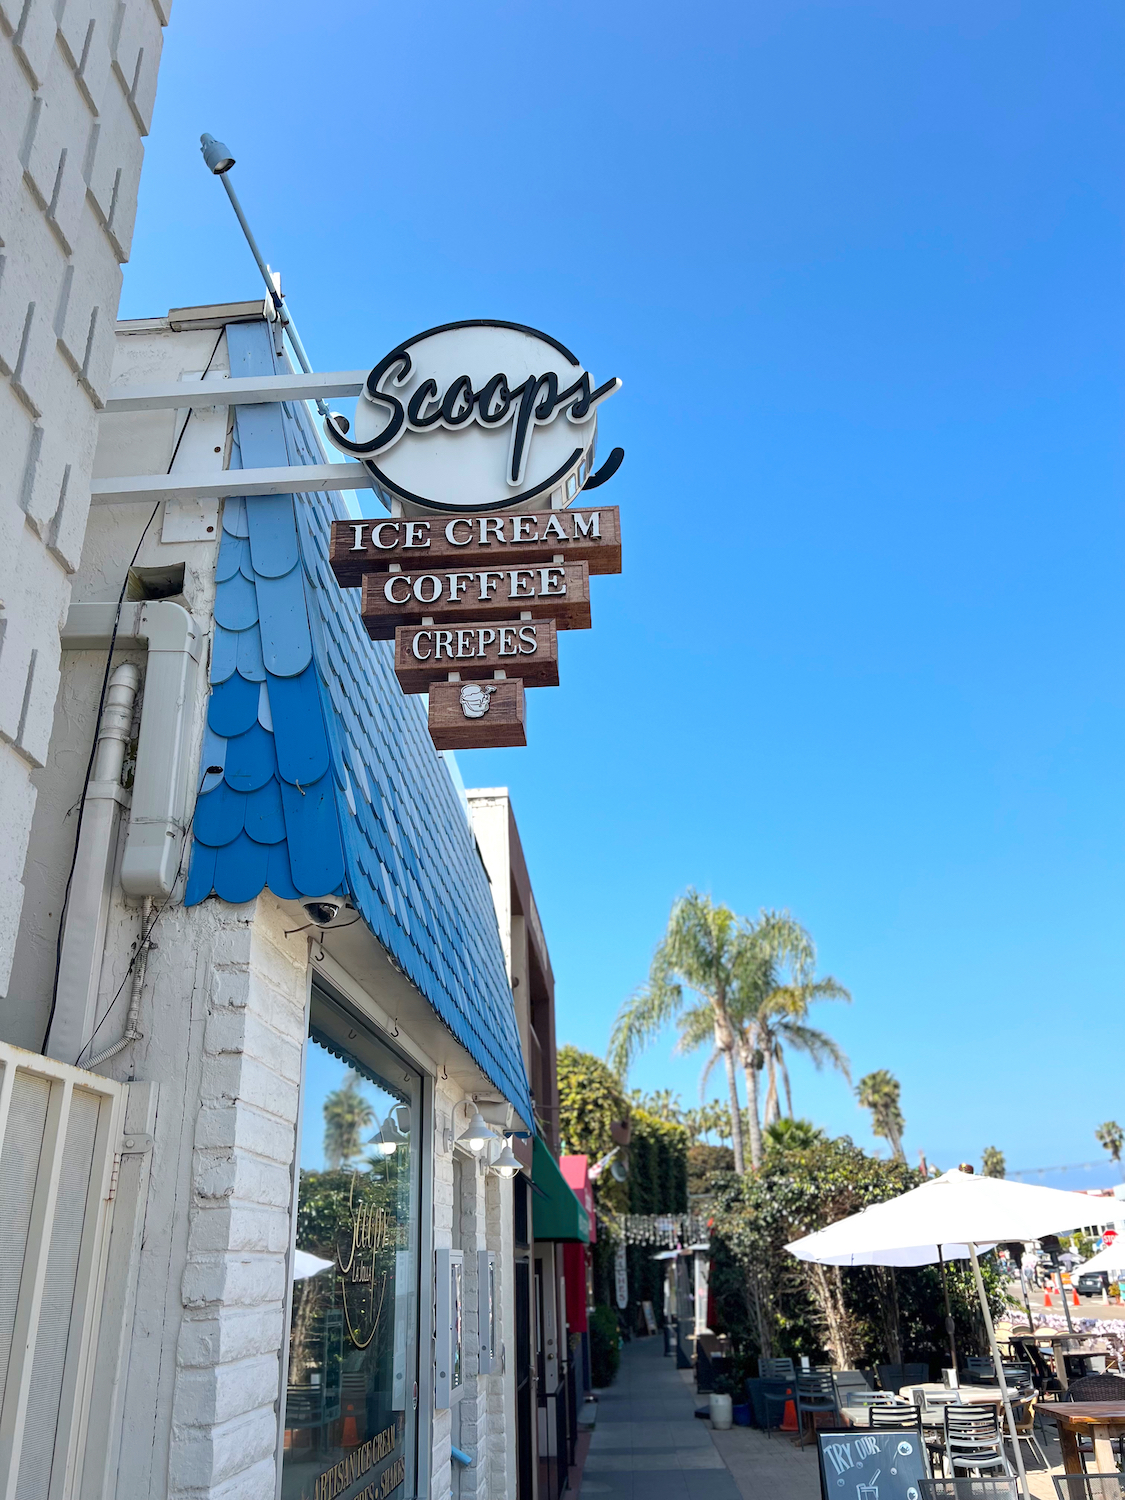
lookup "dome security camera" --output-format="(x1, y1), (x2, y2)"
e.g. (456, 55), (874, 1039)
(303, 899), (341, 926)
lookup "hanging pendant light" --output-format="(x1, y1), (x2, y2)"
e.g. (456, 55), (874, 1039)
(457, 1108), (498, 1154)
(491, 1142), (521, 1179)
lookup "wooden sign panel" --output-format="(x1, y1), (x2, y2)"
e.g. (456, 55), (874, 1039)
(361, 563), (590, 639)
(428, 679), (526, 749)
(395, 619), (558, 694)
(330, 507), (620, 586)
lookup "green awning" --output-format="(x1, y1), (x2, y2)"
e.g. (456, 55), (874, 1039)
(531, 1137), (591, 1243)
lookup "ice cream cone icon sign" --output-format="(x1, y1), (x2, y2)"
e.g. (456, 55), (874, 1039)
(855, 1471), (880, 1500)
(459, 683), (499, 719)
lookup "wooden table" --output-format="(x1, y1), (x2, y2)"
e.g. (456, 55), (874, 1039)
(1039, 1401), (1125, 1474)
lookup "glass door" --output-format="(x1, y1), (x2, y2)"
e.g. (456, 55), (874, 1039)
(282, 988), (422, 1500)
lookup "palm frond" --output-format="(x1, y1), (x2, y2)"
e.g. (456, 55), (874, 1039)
(773, 1021), (851, 1082)
(607, 974), (684, 1077)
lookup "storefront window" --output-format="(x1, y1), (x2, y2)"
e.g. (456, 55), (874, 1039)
(282, 990), (421, 1500)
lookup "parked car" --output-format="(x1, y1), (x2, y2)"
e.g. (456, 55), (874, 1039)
(1077, 1272), (1110, 1297)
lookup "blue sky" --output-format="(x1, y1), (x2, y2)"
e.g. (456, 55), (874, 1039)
(123, 1), (1125, 1188)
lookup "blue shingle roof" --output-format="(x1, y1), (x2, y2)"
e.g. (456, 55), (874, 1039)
(186, 321), (532, 1123)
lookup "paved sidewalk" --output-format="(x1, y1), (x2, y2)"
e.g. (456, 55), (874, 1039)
(578, 1336), (1068, 1500)
(580, 1334), (739, 1500)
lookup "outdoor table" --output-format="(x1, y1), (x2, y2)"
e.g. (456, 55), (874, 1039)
(1039, 1401), (1125, 1474)
(845, 1388), (1018, 1430)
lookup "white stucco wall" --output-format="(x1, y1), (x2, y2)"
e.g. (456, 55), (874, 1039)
(0, 0), (169, 996)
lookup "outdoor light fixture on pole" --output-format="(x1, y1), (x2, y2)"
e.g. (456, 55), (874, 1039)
(199, 132), (333, 419)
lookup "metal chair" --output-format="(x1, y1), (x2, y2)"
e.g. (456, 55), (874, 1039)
(1052, 1479), (1125, 1500)
(870, 1401), (923, 1432)
(1001, 1394), (1048, 1470)
(795, 1370), (839, 1448)
(943, 1404), (1011, 1480)
(834, 1369), (874, 1408)
(920, 1482), (1019, 1499)
(759, 1376), (795, 1438)
(758, 1356), (795, 1380)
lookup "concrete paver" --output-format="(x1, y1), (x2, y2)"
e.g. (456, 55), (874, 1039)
(578, 1333), (1080, 1500)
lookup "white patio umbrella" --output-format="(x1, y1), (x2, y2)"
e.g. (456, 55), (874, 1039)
(787, 1167), (1108, 1500)
(1074, 1243), (1125, 1277)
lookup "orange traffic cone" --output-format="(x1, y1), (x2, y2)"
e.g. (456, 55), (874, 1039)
(1073, 1288), (1081, 1308)
(1043, 1283), (1053, 1309)
(781, 1397), (798, 1432)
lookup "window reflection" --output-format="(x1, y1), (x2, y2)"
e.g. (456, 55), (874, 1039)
(283, 1009), (419, 1500)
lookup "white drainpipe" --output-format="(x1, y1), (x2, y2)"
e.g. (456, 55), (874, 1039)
(47, 600), (203, 1065)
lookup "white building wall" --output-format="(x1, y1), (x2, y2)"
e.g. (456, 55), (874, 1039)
(433, 1082), (515, 1500)
(0, 0), (168, 997)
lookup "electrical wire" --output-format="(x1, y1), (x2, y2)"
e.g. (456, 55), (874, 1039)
(42, 329), (226, 1054)
(75, 758), (221, 1066)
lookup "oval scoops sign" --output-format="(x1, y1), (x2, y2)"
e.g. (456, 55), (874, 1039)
(324, 320), (621, 514)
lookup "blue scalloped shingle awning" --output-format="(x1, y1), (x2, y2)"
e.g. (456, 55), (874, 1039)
(186, 320), (532, 1123)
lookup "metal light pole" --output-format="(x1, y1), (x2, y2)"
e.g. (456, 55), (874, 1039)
(199, 133), (332, 418)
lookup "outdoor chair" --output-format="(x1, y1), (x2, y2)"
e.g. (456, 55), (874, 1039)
(834, 1369), (874, 1408)
(758, 1357), (795, 1380)
(795, 1370), (840, 1448)
(1064, 1373), (1125, 1402)
(920, 1482), (1019, 1500)
(1052, 1478), (1125, 1500)
(905, 1361), (930, 1386)
(1001, 1395), (1048, 1470)
(870, 1401), (923, 1432)
(943, 1403), (1012, 1480)
(759, 1376), (796, 1437)
(964, 1357), (995, 1384)
(879, 1362), (908, 1392)
(1063, 1373), (1125, 1465)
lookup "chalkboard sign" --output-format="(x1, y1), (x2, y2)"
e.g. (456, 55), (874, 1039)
(816, 1428), (928, 1500)
(640, 1300), (658, 1335)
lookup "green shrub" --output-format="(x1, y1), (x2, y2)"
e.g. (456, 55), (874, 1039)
(589, 1304), (621, 1388)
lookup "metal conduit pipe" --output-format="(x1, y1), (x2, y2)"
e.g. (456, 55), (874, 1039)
(47, 663), (140, 1064)
(48, 601), (202, 1065)
(86, 896), (152, 1067)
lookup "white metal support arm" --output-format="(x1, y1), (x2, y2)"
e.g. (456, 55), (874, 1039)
(91, 463), (377, 506)
(103, 369), (369, 413)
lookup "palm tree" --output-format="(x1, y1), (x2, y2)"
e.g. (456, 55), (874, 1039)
(856, 1070), (905, 1161)
(754, 982), (851, 1126)
(323, 1071), (375, 1169)
(981, 1146), (1005, 1178)
(674, 913), (848, 1168)
(609, 891), (751, 1172)
(1096, 1121), (1124, 1171)
(763, 1117), (826, 1153)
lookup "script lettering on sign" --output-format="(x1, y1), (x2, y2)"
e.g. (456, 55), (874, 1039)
(322, 321), (622, 514)
(330, 507), (621, 585)
(336, 1182), (393, 1349)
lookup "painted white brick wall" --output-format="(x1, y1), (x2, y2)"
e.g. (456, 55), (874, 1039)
(433, 1086), (515, 1500)
(99, 893), (308, 1500)
(0, 0), (168, 996)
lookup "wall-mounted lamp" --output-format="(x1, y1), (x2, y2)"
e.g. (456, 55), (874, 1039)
(490, 1142), (521, 1179)
(457, 1108), (498, 1154)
